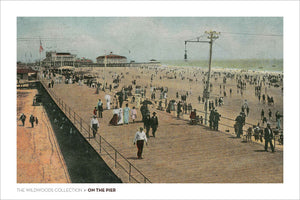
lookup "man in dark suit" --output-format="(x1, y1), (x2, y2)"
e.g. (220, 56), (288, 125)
(264, 122), (274, 152)
(150, 112), (158, 137)
(235, 112), (245, 138)
(29, 114), (35, 128)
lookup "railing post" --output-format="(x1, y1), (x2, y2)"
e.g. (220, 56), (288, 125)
(80, 118), (82, 132)
(99, 137), (101, 153)
(144, 177), (146, 183)
(74, 111), (76, 124)
(115, 152), (117, 168)
(69, 106), (71, 118)
(88, 126), (91, 140)
(129, 163), (131, 182)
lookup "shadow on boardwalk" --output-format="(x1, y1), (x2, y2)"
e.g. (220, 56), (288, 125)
(38, 83), (122, 183)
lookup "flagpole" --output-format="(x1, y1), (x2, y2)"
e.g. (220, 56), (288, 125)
(104, 52), (107, 92)
(39, 51), (41, 68)
(39, 39), (43, 69)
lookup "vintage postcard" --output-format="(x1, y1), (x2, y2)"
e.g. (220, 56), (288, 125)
(1, 1), (299, 200)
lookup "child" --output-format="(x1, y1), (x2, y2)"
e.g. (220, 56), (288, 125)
(131, 107), (137, 123)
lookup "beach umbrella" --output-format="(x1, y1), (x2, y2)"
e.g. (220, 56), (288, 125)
(169, 99), (176, 103)
(116, 91), (123, 96)
(142, 100), (153, 105)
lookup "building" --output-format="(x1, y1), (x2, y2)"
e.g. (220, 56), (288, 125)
(96, 52), (127, 64)
(42, 51), (77, 68)
(76, 57), (93, 64)
(17, 63), (37, 81)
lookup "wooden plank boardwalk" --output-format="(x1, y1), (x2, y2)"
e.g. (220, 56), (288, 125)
(44, 82), (283, 183)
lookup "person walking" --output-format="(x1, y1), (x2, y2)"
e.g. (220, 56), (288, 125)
(268, 109), (272, 120)
(144, 115), (151, 138)
(264, 122), (275, 152)
(235, 112), (245, 138)
(150, 112), (159, 137)
(29, 114), (35, 128)
(93, 107), (97, 116)
(133, 127), (148, 159)
(35, 117), (38, 126)
(105, 94), (111, 110)
(97, 99), (103, 118)
(118, 94), (123, 108)
(140, 103), (149, 123)
(209, 109), (215, 129)
(19, 113), (26, 126)
(90, 115), (99, 138)
(213, 110), (221, 131)
(261, 109), (265, 120)
(275, 111), (282, 129)
(123, 103), (130, 124)
(177, 101), (182, 118)
(131, 106), (137, 123)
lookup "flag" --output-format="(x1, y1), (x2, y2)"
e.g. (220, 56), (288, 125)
(39, 40), (44, 53)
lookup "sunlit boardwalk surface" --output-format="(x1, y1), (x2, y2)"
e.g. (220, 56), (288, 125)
(49, 83), (283, 183)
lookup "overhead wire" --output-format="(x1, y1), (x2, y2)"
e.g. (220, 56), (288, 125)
(221, 32), (283, 37)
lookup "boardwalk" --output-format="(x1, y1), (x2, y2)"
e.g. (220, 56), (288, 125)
(45, 82), (283, 183)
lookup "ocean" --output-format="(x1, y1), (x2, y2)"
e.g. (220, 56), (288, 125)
(161, 59), (283, 73)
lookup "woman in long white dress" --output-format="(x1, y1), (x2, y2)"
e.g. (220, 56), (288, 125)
(117, 108), (123, 125)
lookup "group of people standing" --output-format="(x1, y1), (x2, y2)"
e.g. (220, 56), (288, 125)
(209, 109), (221, 131)
(108, 103), (138, 126)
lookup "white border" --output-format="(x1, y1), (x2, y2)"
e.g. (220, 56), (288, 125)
(1, 1), (299, 199)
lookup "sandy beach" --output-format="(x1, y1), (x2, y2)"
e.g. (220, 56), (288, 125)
(74, 65), (283, 133)
(17, 88), (70, 183)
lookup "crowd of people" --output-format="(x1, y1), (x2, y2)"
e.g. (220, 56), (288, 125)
(40, 65), (283, 157)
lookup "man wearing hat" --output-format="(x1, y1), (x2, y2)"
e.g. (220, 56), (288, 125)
(150, 112), (159, 137)
(91, 115), (99, 138)
(29, 114), (35, 128)
(19, 113), (26, 126)
(235, 112), (245, 138)
(213, 109), (221, 131)
(264, 122), (274, 152)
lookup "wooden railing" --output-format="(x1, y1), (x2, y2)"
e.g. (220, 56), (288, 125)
(39, 77), (151, 183)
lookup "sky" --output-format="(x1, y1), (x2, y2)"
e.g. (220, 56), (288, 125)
(17, 17), (283, 63)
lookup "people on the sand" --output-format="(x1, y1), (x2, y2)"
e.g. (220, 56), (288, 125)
(19, 113), (26, 126)
(29, 114), (35, 128)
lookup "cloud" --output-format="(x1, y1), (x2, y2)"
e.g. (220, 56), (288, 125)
(17, 17), (283, 62)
